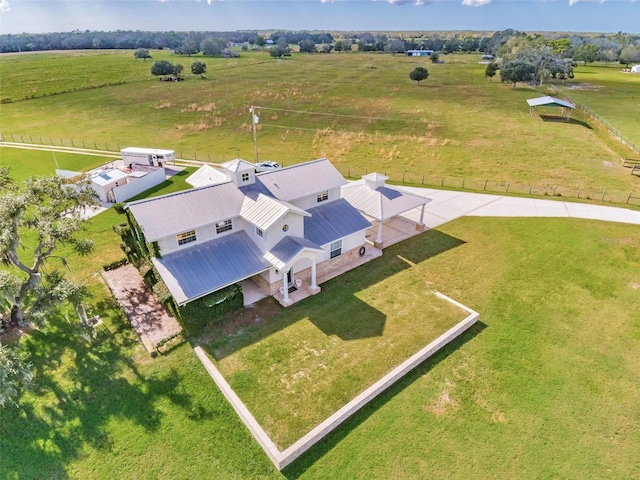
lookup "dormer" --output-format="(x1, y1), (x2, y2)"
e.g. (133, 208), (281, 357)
(363, 172), (389, 190)
(221, 158), (256, 186)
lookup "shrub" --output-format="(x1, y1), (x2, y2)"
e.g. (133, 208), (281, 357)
(102, 258), (128, 271)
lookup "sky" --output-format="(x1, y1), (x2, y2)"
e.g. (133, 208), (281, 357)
(0, 0), (638, 35)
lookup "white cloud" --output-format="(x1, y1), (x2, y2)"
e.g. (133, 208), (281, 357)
(387, 0), (435, 5)
(462, 0), (492, 5)
(0, 0), (10, 14)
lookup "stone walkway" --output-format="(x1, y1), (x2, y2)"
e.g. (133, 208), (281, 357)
(102, 264), (182, 354)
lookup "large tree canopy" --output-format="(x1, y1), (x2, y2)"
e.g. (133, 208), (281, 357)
(0, 167), (97, 327)
(409, 66), (429, 85)
(500, 60), (535, 89)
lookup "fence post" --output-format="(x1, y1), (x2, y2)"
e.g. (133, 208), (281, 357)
(10, 134), (14, 142)
(506, 182), (510, 193)
(441, 177), (444, 187)
(50, 138), (53, 146)
(402, 173), (405, 183)
(72, 139), (75, 147)
(94, 141), (97, 149)
(40, 137), (43, 144)
(20, 135), (24, 143)
(348, 168), (351, 177)
(462, 178), (465, 189)
(82, 140), (86, 148)
(60, 138), (63, 146)
(194, 152), (197, 161)
(483, 179), (487, 191)
(29, 136), (33, 143)
(553, 185), (557, 196)
(601, 189), (606, 201)
(422, 175), (425, 185)
(208, 153), (211, 162)
(627, 192), (633, 204)
(529, 185), (533, 194)
(577, 186), (581, 199)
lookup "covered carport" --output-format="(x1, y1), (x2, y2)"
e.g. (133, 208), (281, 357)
(341, 173), (431, 248)
(527, 96), (575, 120)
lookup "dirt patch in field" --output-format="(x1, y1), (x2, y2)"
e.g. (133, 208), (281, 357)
(567, 83), (603, 91)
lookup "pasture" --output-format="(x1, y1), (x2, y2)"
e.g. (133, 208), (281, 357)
(1, 50), (639, 193)
(1, 49), (640, 479)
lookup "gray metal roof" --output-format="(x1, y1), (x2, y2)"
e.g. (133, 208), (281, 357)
(127, 181), (245, 241)
(185, 165), (230, 188)
(91, 169), (129, 187)
(240, 189), (309, 231)
(264, 236), (323, 271)
(526, 96), (574, 109)
(152, 231), (270, 305)
(256, 158), (347, 202)
(220, 158), (255, 173)
(304, 198), (372, 246)
(341, 180), (431, 221)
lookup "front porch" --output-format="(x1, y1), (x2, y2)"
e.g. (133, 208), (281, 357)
(243, 245), (382, 307)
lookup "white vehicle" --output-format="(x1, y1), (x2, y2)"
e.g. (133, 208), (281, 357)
(121, 147), (176, 168)
(254, 160), (281, 172)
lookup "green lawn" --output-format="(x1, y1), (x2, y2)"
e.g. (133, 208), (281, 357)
(1, 51), (638, 192)
(206, 259), (467, 447)
(556, 62), (640, 151)
(3, 216), (639, 479)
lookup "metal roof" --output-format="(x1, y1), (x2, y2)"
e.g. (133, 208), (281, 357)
(127, 181), (245, 241)
(121, 147), (175, 155)
(256, 158), (347, 202)
(240, 189), (309, 231)
(304, 198), (372, 246)
(341, 180), (431, 221)
(526, 96), (575, 109)
(264, 236), (323, 271)
(152, 231), (270, 305)
(185, 165), (230, 188)
(220, 158), (255, 173)
(91, 169), (129, 187)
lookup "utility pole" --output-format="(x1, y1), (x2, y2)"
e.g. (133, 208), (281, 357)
(249, 105), (259, 163)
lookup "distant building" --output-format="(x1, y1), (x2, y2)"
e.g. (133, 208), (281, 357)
(406, 50), (434, 57)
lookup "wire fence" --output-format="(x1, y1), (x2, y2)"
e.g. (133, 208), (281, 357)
(548, 85), (640, 155)
(337, 167), (640, 207)
(2, 132), (639, 207)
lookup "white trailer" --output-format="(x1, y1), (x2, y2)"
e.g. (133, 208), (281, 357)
(121, 147), (176, 167)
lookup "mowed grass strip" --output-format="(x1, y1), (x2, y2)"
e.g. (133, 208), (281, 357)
(1, 51), (638, 191)
(207, 253), (467, 448)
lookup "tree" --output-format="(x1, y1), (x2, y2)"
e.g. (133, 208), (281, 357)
(133, 48), (151, 61)
(500, 60), (535, 89)
(173, 63), (184, 77)
(151, 60), (176, 79)
(256, 36), (267, 47)
(191, 61), (207, 79)
(0, 167), (97, 327)
(269, 45), (290, 58)
(201, 37), (227, 57)
(409, 66), (429, 85)
(298, 39), (317, 54)
(175, 39), (198, 56)
(619, 45), (640, 66)
(384, 38), (405, 55)
(430, 52), (440, 63)
(0, 343), (32, 408)
(574, 44), (600, 65)
(485, 62), (498, 81)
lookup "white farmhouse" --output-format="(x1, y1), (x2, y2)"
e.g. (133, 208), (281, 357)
(126, 158), (373, 306)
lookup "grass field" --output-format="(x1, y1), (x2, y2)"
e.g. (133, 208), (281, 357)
(1, 50), (639, 193)
(206, 266), (467, 448)
(557, 62), (640, 150)
(2, 215), (639, 479)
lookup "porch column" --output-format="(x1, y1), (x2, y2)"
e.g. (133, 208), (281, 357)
(416, 204), (426, 232)
(282, 270), (289, 303)
(311, 260), (317, 289)
(376, 221), (383, 244)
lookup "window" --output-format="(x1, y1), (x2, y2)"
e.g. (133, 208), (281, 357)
(215, 219), (233, 234)
(330, 240), (342, 259)
(317, 191), (329, 203)
(241, 172), (250, 182)
(177, 230), (197, 246)
(282, 224), (289, 232)
(256, 227), (263, 238)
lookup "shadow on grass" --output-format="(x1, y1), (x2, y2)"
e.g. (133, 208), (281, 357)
(0, 305), (194, 480)
(281, 320), (487, 478)
(206, 229), (465, 359)
(540, 115), (593, 129)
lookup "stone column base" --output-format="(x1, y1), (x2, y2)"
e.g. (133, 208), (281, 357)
(415, 223), (425, 232)
(307, 286), (321, 295)
(373, 241), (384, 249)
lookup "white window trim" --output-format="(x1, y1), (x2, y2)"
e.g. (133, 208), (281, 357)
(215, 219), (233, 234)
(330, 239), (342, 259)
(256, 227), (264, 238)
(177, 229), (197, 246)
(317, 190), (329, 203)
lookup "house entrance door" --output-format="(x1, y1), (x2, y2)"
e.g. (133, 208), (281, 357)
(287, 269), (293, 285)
